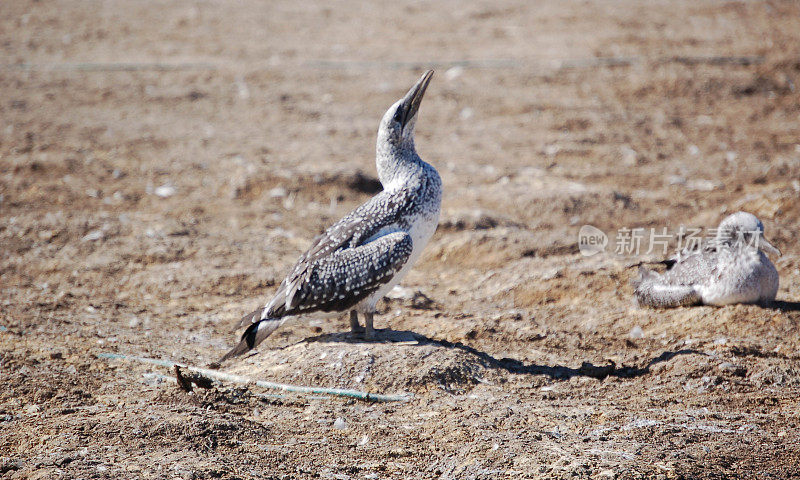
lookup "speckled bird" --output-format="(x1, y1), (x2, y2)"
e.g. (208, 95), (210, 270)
(633, 211), (781, 308)
(220, 71), (441, 362)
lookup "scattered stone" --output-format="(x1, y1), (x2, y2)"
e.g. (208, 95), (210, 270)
(333, 417), (347, 430)
(685, 179), (721, 191)
(386, 285), (414, 301)
(269, 187), (288, 198)
(154, 184), (176, 198)
(81, 230), (104, 242)
(445, 65), (464, 81)
(667, 174), (686, 185)
(620, 145), (638, 166)
(629, 326), (644, 339)
(24, 404), (41, 415)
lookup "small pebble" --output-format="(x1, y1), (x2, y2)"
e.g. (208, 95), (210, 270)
(269, 187), (287, 198)
(333, 417), (347, 430)
(445, 66), (464, 81)
(629, 326), (644, 339)
(81, 230), (104, 242)
(154, 185), (176, 198)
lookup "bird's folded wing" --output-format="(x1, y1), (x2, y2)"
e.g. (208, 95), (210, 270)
(662, 252), (717, 285)
(240, 231), (413, 328)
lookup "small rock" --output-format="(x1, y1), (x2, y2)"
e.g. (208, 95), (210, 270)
(445, 66), (464, 81)
(620, 145), (637, 166)
(268, 187), (287, 198)
(667, 174), (686, 185)
(333, 417), (347, 430)
(685, 179), (721, 192)
(629, 326), (644, 339)
(235, 77), (250, 100)
(154, 185), (176, 198)
(81, 230), (104, 242)
(387, 286), (414, 301)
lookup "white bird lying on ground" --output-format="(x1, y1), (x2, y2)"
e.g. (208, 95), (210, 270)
(634, 211), (780, 308)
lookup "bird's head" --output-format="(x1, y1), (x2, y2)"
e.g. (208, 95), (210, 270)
(716, 211), (781, 256)
(377, 70), (434, 153)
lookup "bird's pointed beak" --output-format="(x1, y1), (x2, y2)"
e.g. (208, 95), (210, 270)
(399, 70), (434, 131)
(759, 235), (782, 257)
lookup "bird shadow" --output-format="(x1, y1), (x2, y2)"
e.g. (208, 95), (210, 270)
(296, 329), (702, 380)
(770, 300), (800, 313)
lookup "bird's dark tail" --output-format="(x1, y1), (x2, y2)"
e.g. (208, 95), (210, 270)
(219, 317), (283, 363)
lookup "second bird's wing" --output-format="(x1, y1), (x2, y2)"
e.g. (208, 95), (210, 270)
(661, 250), (718, 286)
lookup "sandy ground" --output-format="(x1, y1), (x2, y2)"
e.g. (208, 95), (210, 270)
(2, 0), (800, 478)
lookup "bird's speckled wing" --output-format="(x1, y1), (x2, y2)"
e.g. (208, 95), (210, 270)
(633, 249), (718, 308)
(276, 231), (412, 315)
(660, 250), (718, 286)
(238, 190), (416, 327)
(224, 230), (413, 362)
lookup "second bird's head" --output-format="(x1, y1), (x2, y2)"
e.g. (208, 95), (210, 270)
(378, 70), (434, 152)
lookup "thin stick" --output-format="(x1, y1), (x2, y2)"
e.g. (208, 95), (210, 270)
(97, 352), (412, 403)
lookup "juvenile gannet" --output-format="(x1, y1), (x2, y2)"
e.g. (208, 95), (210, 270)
(220, 70), (441, 361)
(634, 211), (780, 308)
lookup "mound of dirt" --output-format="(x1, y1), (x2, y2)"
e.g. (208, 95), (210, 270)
(224, 330), (501, 394)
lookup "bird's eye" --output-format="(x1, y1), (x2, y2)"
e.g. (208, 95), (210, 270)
(393, 106), (404, 123)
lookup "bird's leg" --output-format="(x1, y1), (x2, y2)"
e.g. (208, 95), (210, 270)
(349, 310), (364, 334)
(364, 312), (375, 340)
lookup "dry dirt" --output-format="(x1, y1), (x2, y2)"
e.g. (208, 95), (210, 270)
(2, 0), (800, 478)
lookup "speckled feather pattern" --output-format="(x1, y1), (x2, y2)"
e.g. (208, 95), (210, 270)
(255, 166), (440, 320)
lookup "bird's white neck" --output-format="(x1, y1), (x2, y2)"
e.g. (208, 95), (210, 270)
(375, 141), (425, 191)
